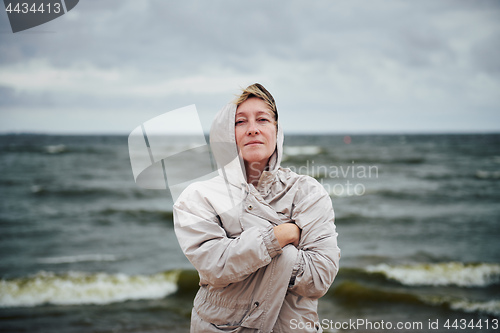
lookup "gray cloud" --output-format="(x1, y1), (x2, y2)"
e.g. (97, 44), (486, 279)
(0, 0), (499, 133)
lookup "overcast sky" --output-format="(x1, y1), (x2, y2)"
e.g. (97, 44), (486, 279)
(0, 0), (499, 134)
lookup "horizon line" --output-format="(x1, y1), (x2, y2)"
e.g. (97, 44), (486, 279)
(1, 130), (499, 136)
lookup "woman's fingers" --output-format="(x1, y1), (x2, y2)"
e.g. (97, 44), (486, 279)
(273, 223), (301, 248)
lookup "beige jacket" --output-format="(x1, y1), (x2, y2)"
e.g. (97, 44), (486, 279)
(173, 103), (340, 332)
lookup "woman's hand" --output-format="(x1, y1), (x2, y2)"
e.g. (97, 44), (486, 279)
(273, 223), (301, 248)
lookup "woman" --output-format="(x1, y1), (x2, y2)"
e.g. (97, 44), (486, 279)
(173, 83), (340, 332)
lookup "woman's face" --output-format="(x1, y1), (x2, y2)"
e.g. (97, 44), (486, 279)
(235, 97), (277, 169)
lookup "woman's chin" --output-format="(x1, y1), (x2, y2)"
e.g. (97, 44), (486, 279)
(244, 156), (269, 169)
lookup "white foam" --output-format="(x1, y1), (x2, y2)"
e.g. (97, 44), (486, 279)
(283, 146), (323, 156)
(0, 270), (179, 308)
(44, 144), (66, 154)
(366, 262), (500, 287)
(423, 295), (500, 317)
(475, 170), (500, 179)
(450, 299), (500, 316)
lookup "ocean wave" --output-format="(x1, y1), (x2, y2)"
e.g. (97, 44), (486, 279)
(100, 208), (174, 222)
(448, 299), (500, 316)
(30, 186), (132, 199)
(334, 212), (369, 223)
(0, 142), (113, 155)
(0, 270), (180, 308)
(366, 262), (500, 287)
(44, 144), (67, 154)
(475, 170), (500, 180)
(332, 281), (424, 305)
(332, 281), (500, 316)
(283, 145), (324, 157)
(423, 295), (500, 317)
(359, 188), (419, 200)
(37, 254), (119, 264)
(331, 156), (426, 165)
(333, 213), (418, 225)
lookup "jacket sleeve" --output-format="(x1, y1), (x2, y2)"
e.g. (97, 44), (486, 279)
(288, 177), (340, 299)
(173, 188), (283, 289)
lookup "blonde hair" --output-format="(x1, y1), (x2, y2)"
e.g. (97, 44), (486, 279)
(234, 83), (278, 122)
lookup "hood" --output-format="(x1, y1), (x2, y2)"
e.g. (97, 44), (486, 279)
(209, 102), (284, 189)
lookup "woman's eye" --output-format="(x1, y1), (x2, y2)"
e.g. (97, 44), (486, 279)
(235, 120), (245, 125)
(258, 118), (270, 122)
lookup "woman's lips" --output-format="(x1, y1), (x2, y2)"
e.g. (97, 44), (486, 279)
(245, 141), (264, 146)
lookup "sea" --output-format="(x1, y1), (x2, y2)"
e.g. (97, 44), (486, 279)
(0, 133), (499, 333)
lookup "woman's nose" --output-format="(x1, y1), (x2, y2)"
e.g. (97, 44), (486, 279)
(247, 121), (259, 135)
